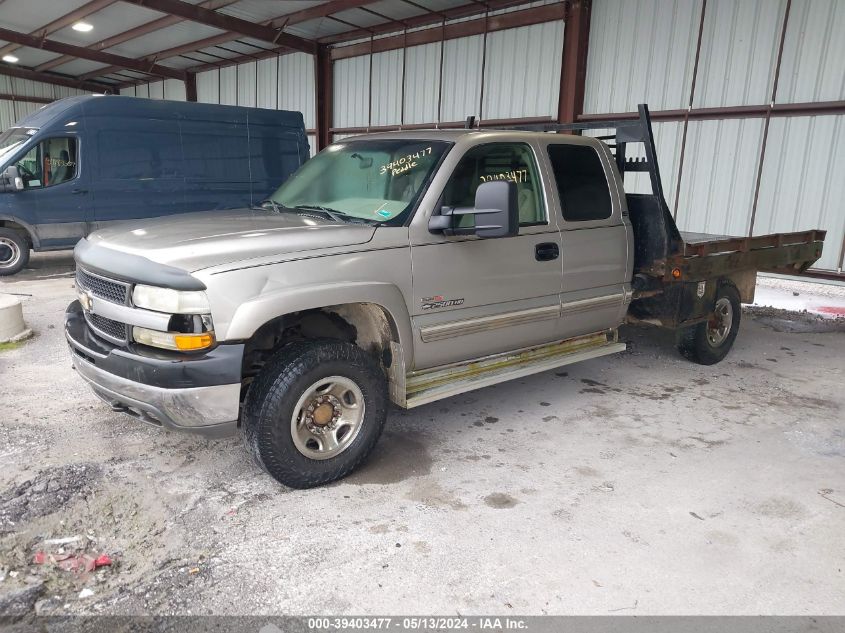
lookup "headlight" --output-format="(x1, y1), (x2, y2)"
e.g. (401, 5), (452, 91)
(133, 327), (215, 351)
(132, 285), (210, 314)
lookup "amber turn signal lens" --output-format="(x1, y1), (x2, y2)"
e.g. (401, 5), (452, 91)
(672, 268), (682, 279)
(174, 332), (215, 351)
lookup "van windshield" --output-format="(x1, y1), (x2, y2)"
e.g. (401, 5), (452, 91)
(268, 140), (449, 225)
(0, 128), (36, 166)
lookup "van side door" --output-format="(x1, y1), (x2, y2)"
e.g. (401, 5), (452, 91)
(409, 141), (564, 370)
(10, 135), (90, 248)
(541, 140), (632, 340)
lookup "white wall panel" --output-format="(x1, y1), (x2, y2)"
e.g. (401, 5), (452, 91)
(237, 61), (257, 107)
(584, 0), (701, 114)
(777, 0), (845, 104)
(196, 69), (219, 104)
(0, 100), (42, 130)
(278, 53), (315, 129)
(403, 43), (441, 124)
(147, 81), (165, 100)
(333, 55), (370, 128)
(753, 115), (845, 271)
(370, 49), (403, 126)
(219, 66), (237, 106)
(163, 78), (186, 102)
(675, 118), (765, 238)
(257, 57), (277, 110)
(694, 0), (786, 108)
(440, 34), (484, 122)
(482, 20), (564, 119)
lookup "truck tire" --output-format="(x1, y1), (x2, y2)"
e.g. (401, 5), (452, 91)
(0, 229), (29, 276)
(241, 339), (388, 488)
(677, 282), (741, 365)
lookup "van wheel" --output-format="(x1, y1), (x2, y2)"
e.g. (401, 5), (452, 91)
(0, 229), (29, 276)
(242, 340), (388, 488)
(677, 282), (741, 365)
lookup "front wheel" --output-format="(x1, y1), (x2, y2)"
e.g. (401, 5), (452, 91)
(677, 283), (741, 365)
(0, 229), (30, 276)
(242, 340), (388, 488)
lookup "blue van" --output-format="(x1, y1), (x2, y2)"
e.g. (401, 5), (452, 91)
(0, 95), (309, 275)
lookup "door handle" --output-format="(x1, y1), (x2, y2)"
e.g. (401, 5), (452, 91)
(72, 188), (88, 195)
(535, 242), (559, 261)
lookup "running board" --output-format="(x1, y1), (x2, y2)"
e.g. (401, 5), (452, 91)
(400, 330), (625, 409)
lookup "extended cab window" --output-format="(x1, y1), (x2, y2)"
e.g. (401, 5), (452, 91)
(547, 144), (612, 222)
(443, 143), (544, 226)
(15, 137), (78, 189)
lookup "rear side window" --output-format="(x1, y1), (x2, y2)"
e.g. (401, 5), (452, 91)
(547, 144), (612, 222)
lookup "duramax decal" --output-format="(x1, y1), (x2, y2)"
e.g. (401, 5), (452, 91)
(421, 295), (465, 310)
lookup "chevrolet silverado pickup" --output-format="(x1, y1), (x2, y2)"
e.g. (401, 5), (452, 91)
(65, 105), (825, 488)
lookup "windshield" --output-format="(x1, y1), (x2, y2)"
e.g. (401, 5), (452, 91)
(0, 128), (36, 166)
(269, 139), (450, 225)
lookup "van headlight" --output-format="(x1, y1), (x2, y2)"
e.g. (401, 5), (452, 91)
(132, 285), (210, 314)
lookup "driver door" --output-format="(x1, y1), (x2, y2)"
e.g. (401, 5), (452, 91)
(409, 141), (563, 370)
(13, 136), (91, 248)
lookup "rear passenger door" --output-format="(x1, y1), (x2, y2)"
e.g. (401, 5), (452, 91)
(542, 140), (632, 340)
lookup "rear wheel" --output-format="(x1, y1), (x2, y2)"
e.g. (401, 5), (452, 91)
(242, 340), (388, 488)
(0, 229), (29, 276)
(677, 282), (741, 365)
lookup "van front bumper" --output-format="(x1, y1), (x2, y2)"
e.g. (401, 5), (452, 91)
(65, 301), (242, 438)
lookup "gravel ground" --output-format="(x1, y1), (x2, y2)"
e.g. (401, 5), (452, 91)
(1, 252), (844, 617)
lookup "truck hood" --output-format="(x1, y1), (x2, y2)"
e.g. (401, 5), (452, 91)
(86, 208), (377, 272)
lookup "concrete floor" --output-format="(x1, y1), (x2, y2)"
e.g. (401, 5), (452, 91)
(1, 252), (844, 616)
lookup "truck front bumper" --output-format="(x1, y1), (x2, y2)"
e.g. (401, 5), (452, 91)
(65, 301), (242, 438)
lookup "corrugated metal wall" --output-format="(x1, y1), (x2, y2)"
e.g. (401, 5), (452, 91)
(0, 76), (88, 131)
(331, 19), (565, 130)
(182, 53), (316, 155)
(586, 0), (845, 272)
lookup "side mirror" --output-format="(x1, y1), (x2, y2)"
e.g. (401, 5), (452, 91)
(0, 166), (24, 192)
(428, 180), (519, 238)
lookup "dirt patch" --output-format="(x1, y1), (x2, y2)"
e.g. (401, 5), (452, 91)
(483, 493), (519, 509)
(745, 306), (845, 333)
(0, 463), (101, 530)
(344, 432), (432, 485)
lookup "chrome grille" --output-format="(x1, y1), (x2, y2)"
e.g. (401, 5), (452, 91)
(86, 313), (129, 344)
(76, 268), (130, 305)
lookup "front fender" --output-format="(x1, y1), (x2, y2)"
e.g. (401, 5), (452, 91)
(224, 281), (415, 367)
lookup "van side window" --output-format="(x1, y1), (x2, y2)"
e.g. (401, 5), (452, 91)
(547, 144), (612, 222)
(443, 143), (545, 226)
(15, 138), (78, 189)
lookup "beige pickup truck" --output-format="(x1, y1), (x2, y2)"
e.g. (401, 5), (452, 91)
(66, 105), (825, 488)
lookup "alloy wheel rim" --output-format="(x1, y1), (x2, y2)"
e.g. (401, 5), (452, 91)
(0, 237), (21, 269)
(706, 297), (733, 347)
(290, 375), (365, 460)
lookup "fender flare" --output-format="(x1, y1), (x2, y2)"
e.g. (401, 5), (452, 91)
(224, 281), (416, 368)
(0, 214), (39, 249)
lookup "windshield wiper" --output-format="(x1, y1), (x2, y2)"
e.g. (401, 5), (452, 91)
(292, 204), (371, 224)
(258, 199), (281, 213)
